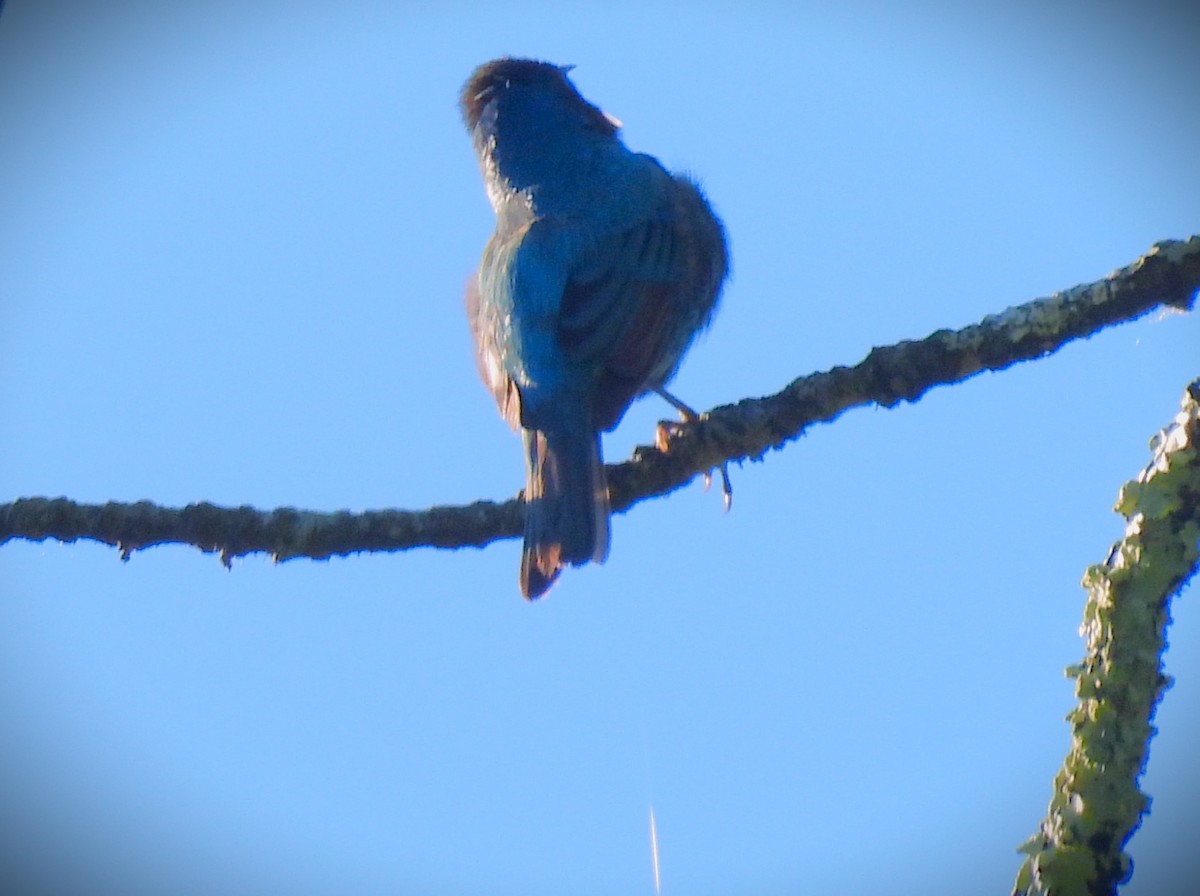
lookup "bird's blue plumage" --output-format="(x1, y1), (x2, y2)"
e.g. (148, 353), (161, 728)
(461, 58), (728, 598)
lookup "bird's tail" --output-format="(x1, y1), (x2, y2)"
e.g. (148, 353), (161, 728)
(519, 420), (610, 599)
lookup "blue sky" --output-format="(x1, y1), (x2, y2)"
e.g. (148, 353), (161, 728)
(2, 2), (1198, 894)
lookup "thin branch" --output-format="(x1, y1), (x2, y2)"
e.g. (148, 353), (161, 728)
(2, 236), (1198, 565)
(1013, 377), (1200, 896)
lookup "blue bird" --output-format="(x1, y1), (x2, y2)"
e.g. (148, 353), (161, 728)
(461, 58), (728, 599)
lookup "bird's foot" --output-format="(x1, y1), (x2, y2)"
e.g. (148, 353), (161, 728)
(654, 388), (732, 512)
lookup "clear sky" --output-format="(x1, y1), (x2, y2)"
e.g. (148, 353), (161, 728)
(2, 2), (1198, 894)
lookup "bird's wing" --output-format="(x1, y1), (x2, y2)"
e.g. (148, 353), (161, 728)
(464, 269), (522, 430)
(556, 214), (685, 430)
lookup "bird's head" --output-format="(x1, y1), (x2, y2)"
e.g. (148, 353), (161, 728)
(460, 58), (620, 144)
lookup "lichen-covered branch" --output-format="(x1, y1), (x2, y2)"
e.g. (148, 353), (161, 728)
(1013, 378), (1200, 896)
(2, 236), (1198, 564)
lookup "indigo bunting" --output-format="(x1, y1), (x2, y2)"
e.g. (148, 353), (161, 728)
(461, 58), (728, 599)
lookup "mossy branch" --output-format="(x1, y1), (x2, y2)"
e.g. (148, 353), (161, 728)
(1, 236), (1197, 564)
(1013, 378), (1200, 896)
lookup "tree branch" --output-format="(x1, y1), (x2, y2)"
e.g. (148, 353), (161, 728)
(3, 236), (1197, 565)
(1013, 377), (1200, 896)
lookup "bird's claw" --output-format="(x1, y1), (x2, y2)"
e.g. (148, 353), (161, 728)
(704, 464), (734, 512)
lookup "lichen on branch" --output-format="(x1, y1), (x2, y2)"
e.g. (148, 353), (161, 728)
(1013, 378), (1200, 896)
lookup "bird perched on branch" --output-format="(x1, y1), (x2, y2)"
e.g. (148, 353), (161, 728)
(461, 58), (728, 599)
